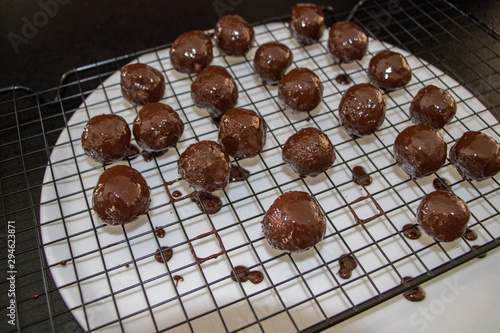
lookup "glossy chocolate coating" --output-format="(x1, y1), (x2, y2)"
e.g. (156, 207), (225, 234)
(339, 83), (386, 137)
(191, 66), (238, 118)
(170, 30), (213, 74)
(93, 165), (151, 225)
(328, 21), (368, 64)
(282, 127), (335, 177)
(253, 42), (293, 85)
(410, 85), (457, 129)
(218, 108), (267, 159)
(178, 141), (230, 192)
(393, 124), (447, 178)
(133, 103), (184, 152)
(449, 131), (500, 181)
(417, 190), (470, 242)
(368, 50), (411, 90)
(262, 191), (326, 253)
(290, 3), (326, 46)
(278, 68), (323, 113)
(214, 15), (254, 56)
(120, 63), (165, 106)
(81, 114), (131, 164)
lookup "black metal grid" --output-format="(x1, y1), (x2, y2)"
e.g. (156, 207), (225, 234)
(1, 0), (500, 332)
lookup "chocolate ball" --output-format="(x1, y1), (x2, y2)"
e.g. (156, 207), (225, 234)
(120, 63), (165, 106)
(218, 108), (267, 159)
(328, 21), (368, 64)
(170, 30), (213, 74)
(290, 3), (326, 46)
(410, 85), (457, 129)
(338, 83), (386, 137)
(214, 15), (254, 57)
(282, 127), (335, 177)
(278, 68), (323, 113)
(262, 191), (326, 253)
(449, 131), (500, 181)
(133, 103), (184, 152)
(253, 42), (293, 85)
(93, 165), (151, 225)
(191, 66), (239, 118)
(393, 124), (447, 178)
(368, 50), (412, 90)
(178, 141), (230, 192)
(81, 114), (131, 164)
(417, 190), (470, 242)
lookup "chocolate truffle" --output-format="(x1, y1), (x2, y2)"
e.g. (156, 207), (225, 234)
(290, 3), (326, 46)
(133, 103), (184, 152)
(191, 66), (239, 118)
(218, 108), (267, 159)
(328, 21), (368, 64)
(93, 165), (151, 225)
(253, 42), (293, 85)
(410, 85), (457, 129)
(417, 190), (470, 242)
(81, 114), (131, 164)
(170, 30), (213, 74)
(393, 124), (447, 178)
(262, 191), (326, 253)
(178, 141), (230, 192)
(214, 15), (254, 57)
(449, 131), (500, 181)
(121, 63), (165, 105)
(338, 83), (386, 137)
(368, 50), (412, 90)
(282, 127), (335, 177)
(278, 68), (323, 113)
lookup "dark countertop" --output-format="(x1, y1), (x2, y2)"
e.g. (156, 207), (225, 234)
(1, 0), (498, 93)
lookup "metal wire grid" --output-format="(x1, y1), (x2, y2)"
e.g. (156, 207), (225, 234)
(1, 0), (500, 332)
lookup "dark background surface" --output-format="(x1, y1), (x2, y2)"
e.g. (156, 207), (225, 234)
(1, 0), (499, 93)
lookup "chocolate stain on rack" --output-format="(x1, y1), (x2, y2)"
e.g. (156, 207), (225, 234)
(337, 254), (357, 279)
(347, 192), (384, 224)
(229, 164), (250, 182)
(433, 177), (451, 191)
(352, 166), (372, 186)
(402, 224), (422, 240)
(401, 276), (426, 302)
(173, 275), (184, 287)
(230, 265), (264, 284)
(154, 246), (173, 263)
(335, 74), (351, 85)
(463, 228), (478, 241)
(161, 176), (227, 264)
(155, 226), (166, 238)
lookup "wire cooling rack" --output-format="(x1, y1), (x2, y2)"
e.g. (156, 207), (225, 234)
(1, 0), (500, 332)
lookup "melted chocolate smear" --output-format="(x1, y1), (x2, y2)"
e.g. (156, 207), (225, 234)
(59, 260), (67, 266)
(402, 223), (422, 240)
(352, 166), (372, 186)
(472, 245), (487, 258)
(190, 227), (226, 264)
(143, 150), (167, 162)
(127, 144), (141, 160)
(402, 276), (426, 302)
(335, 74), (351, 85)
(463, 228), (478, 241)
(337, 254), (357, 279)
(155, 226), (166, 238)
(31, 294), (39, 300)
(172, 190), (182, 198)
(433, 177), (451, 191)
(106, 243), (117, 248)
(348, 194), (384, 224)
(173, 275), (184, 287)
(230, 164), (251, 182)
(125, 264), (130, 268)
(306, 116), (312, 122)
(230, 265), (264, 284)
(191, 192), (222, 214)
(154, 246), (173, 263)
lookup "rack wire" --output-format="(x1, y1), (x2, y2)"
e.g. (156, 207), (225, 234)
(1, 0), (500, 332)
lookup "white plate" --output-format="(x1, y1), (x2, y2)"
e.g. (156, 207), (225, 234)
(40, 22), (500, 332)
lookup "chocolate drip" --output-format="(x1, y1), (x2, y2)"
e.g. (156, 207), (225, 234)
(189, 227), (226, 264)
(106, 243), (117, 248)
(463, 228), (478, 241)
(337, 254), (357, 279)
(352, 166), (372, 186)
(348, 193), (384, 224)
(191, 192), (222, 214)
(230, 164), (251, 182)
(173, 275), (184, 287)
(155, 226), (166, 238)
(402, 276), (426, 302)
(335, 74), (351, 85)
(127, 144), (141, 160)
(59, 260), (67, 266)
(125, 264), (130, 268)
(230, 265), (264, 284)
(31, 294), (39, 300)
(433, 177), (451, 191)
(154, 246), (173, 263)
(172, 190), (182, 198)
(143, 150), (166, 162)
(402, 224), (422, 240)
(472, 245), (487, 258)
